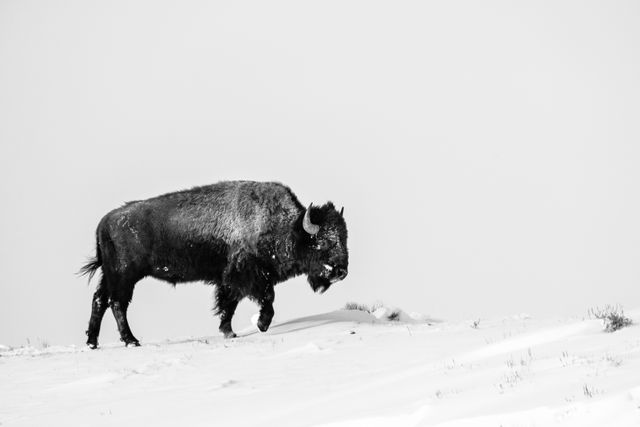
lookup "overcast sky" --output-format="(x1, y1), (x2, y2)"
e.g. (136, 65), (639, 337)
(1, 0), (639, 346)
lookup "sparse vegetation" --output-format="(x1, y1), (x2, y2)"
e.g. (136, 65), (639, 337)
(370, 301), (383, 312)
(521, 348), (533, 367)
(344, 302), (403, 321)
(343, 301), (387, 316)
(471, 319), (481, 329)
(583, 384), (593, 398)
(387, 311), (400, 321)
(520, 350), (533, 367)
(605, 354), (623, 367)
(504, 371), (522, 387)
(343, 302), (371, 312)
(445, 359), (458, 370)
(25, 337), (50, 349)
(433, 388), (460, 399)
(588, 305), (633, 332)
(497, 370), (523, 393)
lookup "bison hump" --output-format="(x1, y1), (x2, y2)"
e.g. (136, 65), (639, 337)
(165, 181), (300, 247)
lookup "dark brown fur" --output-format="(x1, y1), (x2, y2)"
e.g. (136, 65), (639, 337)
(81, 181), (349, 348)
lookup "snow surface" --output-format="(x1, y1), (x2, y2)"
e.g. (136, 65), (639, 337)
(1, 308), (640, 426)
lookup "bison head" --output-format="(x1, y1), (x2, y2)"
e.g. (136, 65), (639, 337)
(301, 202), (349, 294)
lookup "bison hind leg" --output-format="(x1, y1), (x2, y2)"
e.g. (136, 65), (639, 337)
(108, 271), (142, 347)
(111, 300), (140, 347)
(86, 276), (109, 349)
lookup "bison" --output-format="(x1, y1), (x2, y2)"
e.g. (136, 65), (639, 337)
(80, 181), (349, 348)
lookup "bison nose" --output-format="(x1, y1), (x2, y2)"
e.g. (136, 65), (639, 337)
(334, 266), (348, 281)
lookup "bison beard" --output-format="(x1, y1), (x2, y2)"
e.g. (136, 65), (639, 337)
(79, 181), (349, 348)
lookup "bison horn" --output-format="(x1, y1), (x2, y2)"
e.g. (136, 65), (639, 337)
(303, 204), (320, 235)
(339, 206), (344, 217)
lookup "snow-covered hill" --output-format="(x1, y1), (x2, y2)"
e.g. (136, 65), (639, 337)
(1, 309), (639, 426)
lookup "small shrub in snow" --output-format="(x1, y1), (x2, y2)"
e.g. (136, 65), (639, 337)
(497, 371), (522, 393)
(588, 305), (633, 332)
(370, 301), (384, 313)
(343, 302), (371, 313)
(343, 302), (427, 324)
(559, 351), (572, 367)
(605, 354), (622, 367)
(343, 301), (385, 315)
(387, 311), (400, 321)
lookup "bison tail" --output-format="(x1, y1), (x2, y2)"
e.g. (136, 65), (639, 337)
(78, 241), (102, 283)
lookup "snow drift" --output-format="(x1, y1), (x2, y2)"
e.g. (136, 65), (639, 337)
(1, 308), (639, 426)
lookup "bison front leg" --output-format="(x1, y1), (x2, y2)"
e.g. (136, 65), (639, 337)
(257, 285), (275, 332)
(215, 285), (240, 339)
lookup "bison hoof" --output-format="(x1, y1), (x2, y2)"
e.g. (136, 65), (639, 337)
(123, 339), (140, 347)
(223, 331), (237, 339)
(86, 337), (99, 349)
(257, 319), (271, 332)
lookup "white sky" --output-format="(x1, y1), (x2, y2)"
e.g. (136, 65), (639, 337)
(1, 0), (639, 346)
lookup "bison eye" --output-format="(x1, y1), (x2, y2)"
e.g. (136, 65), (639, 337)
(315, 240), (328, 250)
(315, 238), (339, 251)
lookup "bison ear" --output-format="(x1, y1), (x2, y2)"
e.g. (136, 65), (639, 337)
(339, 206), (344, 217)
(303, 204), (320, 235)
